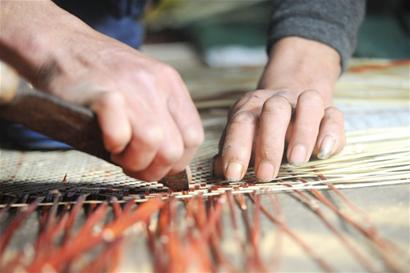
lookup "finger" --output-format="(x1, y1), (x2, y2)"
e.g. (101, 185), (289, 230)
(127, 112), (184, 181)
(221, 110), (257, 181)
(315, 106), (345, 159)
(287, 90), (325, 165)
(111, 112), (163, 173)
(255, 95), (292, 182)
(91, 92), (132, 154)
(167, 82), (204, 173)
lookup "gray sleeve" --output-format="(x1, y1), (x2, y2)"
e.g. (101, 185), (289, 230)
(268, 0), (366, 70)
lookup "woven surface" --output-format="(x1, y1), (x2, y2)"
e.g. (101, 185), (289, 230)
(1, 111), (409, 206)
(0, 58), (409, 272)
(1, 59), (410, 205)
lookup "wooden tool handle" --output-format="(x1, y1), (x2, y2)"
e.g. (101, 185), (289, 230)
(0, 81), (111, 161)
(0, 62), (109, 161)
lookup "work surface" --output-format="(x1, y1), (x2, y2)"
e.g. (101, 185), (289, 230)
(0, 56), (409, 272)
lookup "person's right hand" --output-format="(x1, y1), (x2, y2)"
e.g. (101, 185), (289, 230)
(0, 1), (204, 181)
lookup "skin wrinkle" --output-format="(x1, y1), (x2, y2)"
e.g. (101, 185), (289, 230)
(215, 36), (345, 181)
(35, 59), (63, 91)
(0, 1), (356, 182)
(229, 93), (264, 118)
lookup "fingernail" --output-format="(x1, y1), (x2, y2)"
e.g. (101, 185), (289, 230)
(289, 144), (307, 166)
(256, 161), (275, 182)
(225, 161), (243, 182)
(318, 135), (335, 159)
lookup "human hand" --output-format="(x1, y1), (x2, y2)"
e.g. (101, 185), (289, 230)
(0, 1), (204, 181)
(214, 37), (345, 182)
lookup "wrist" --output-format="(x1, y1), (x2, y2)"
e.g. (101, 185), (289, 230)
(259, 37), (341, 103)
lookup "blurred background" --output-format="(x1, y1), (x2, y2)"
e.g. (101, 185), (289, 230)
(142, 0), (410, 67)
(2, 0), (409, 149)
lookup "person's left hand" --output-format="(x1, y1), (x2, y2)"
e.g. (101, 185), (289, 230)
(213, 37), (346, 182)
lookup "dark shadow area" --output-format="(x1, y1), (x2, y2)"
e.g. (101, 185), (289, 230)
(0, 180), (170, 205)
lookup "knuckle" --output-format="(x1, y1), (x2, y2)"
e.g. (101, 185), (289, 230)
(245, 90), (265, 102)
(326, 106), (344, 118)
(158, 143), (184, 165)
(230, 111), (256, 124)
(324, 107), (344, 124)
(104, 91), (123, 103)
(263, 96), (292, 113)
(94, 92), (124, 110)
(134, 68), (156, 83)
(299, 90), (324, 107)
(138, 126), (163, 148)
(241, 91), (254, 99)
(104, 134), (127, 154)
(233, 91), (265, 110)
(158, 64), (181, 81)
(183, 127), (204, 149)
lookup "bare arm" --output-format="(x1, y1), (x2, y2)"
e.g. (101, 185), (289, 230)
(0, 0), (204, 181)
(214, 37), (343, 182)
(214, 0), (366, 182)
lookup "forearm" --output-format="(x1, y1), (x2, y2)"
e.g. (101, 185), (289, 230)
(259, 37), (341, 104)
(0, 1), (93, 89)
(1, 1), (205, 182)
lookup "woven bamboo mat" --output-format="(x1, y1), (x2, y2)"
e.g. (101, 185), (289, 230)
(1, 59), (410, 205)
(0, 116), (409, 206)
(0, 59), (409, 272)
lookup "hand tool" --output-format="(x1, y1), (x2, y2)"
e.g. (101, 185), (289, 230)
(0, 63), (190, 191)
